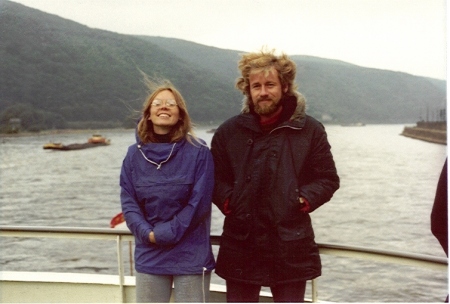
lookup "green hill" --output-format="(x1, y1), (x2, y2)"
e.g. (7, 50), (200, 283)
(0, 0), (446, 132)
(0, 0), (241, 131)
(143, 36), (446, 124)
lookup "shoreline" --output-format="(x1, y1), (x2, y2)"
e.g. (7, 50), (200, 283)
(0, 128), (134, 138)
(400, 121), (447, 145)
(0, 125), (220, 138)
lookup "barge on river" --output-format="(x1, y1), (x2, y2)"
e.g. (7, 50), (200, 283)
(43, 134), (111, 150)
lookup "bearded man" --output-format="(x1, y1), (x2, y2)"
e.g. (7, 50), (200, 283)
(211, 49), (340, 302)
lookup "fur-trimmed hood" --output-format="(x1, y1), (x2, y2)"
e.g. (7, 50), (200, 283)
(240, 92), (307, 122)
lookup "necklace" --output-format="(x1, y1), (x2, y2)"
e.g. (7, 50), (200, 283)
(137, 143), (176, 170)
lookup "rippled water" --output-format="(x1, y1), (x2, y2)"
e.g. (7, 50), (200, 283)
(0, 125), (447, 302)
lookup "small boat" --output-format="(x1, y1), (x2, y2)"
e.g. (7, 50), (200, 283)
(206, 128), (217, 133)
(88, 134), (111, 144)
(43, 142), (64, 150)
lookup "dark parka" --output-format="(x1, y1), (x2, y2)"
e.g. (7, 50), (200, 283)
(211, 94), (339, 286)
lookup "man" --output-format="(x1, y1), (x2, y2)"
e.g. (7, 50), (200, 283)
(431, 158), (448, 257)
(211, 49), (340, 302)
(430, 158), (448, 302)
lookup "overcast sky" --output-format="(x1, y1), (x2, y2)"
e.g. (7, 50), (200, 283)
(10, 0), (447, 80)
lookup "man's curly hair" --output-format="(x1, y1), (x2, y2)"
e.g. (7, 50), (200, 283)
(236, 48), (298, 100)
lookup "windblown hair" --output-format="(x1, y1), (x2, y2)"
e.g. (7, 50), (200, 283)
(236, 48), (299, 106)
(137, 79), (198, 145)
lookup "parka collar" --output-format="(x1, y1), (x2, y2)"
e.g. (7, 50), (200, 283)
(133, 117), (186, 169)
(137, 138), (186, 166)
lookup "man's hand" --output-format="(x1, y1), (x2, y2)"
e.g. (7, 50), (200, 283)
(299, 197), (311, 213)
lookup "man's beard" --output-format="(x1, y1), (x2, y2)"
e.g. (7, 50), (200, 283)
(253, 98), (281, 116)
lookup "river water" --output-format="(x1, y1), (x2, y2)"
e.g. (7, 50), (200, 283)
(0, 124), (447, 302)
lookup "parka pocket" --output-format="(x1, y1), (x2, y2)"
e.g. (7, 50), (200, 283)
(277, 218), (314, 241)
(134, 177), (193, 222)
(223, 215), (250, 241)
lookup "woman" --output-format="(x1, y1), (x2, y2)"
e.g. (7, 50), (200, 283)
(120, 81), (215, 302)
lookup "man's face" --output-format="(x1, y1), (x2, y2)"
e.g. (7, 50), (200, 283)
(249, 67), (286, 117)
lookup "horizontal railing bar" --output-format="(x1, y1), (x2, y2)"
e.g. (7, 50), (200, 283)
(201, 236), (448, 269)
(318, 243), (447, 271)
(0, 225), (131, 235)
(0, 225), (134, 241)
(0, 225), (447, 270)
(319, 242), (447, 264)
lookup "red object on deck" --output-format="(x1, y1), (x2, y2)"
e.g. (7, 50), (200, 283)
(110, 212), (125, 228)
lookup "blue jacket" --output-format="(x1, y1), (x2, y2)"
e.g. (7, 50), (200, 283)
(120, 136), (215, 275)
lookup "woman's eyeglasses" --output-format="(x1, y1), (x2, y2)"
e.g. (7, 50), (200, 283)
(151, 99), (178, 107)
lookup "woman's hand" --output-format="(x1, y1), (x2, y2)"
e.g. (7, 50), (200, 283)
(149, 231), (156, 243)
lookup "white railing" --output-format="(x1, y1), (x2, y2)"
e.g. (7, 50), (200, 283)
(0, 225), (447, 302)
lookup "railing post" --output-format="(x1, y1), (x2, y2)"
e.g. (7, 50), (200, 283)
(117, 235), (125, 303)
(128, 241), (134, 276)
(311, 279), (318, 302)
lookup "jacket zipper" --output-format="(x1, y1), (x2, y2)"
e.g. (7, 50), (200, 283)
(269, 125), (303, 134)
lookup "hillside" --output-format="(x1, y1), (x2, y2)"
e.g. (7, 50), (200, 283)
(0, 0), (241, 131)
(142, 36), (447, 124)
(0, 0), (446, 132)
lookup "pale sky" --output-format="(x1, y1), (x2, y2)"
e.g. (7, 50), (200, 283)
(9, 0), (448, 80)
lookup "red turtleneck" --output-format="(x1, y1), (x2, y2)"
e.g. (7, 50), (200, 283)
(259, 106), (283, 133)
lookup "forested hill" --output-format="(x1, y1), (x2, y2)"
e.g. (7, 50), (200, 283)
(141, 37), (446, 124)
(0, 0), (241, 131)
(0, 0), (446, 132)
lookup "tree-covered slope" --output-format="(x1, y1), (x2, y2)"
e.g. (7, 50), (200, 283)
(0, 0), (446, 132)
(143, 36), (446, 124)
(0, 0), (241, 131)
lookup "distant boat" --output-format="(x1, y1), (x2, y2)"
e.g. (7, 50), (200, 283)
(341, 122), (365, 127)
(42, 142), (64, 149)
(88, 134), (110, 144)
(43, 134), (111, 150)
(206, 128), (217, 133)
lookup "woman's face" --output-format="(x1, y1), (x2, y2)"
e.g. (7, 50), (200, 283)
(149, 90), (180, 134)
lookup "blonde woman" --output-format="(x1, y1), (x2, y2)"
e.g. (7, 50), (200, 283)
(120, 81), (215, 302)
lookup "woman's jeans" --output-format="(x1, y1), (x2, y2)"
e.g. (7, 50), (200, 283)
(136, 271), (211, 303)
